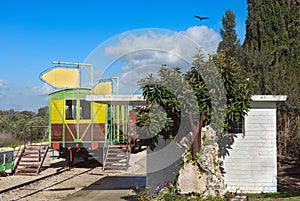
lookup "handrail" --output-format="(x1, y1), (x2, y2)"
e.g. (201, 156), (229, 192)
(126, 132), (132, 171)
(103, 132), (111, 170)
(14, 126), (28, 161)
(14, 125), (49, 161)
(37, 126), (50, 161)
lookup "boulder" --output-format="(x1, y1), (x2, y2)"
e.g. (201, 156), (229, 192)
(176, 126), (225, 198)
(176, 161), (208, 194)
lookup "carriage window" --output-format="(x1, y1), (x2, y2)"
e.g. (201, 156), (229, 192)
(80, 100), (91, 119)
(66, 100), (76, 120)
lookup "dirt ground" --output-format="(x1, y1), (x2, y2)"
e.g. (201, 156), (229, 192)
(277, 156), (300, 192)
(1, 149), (299, 201)
(0, 148), (147, 201)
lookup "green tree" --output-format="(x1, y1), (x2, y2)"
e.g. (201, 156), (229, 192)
(217, 9), (241, 58)
(241, 0), (300, 157)
(213, 52), (252, 130)
(137, 50), (252, 157)
(216, 9), (252, 131)
(38, 106), (48, 117)
(242, 0), (300, 108)
(137, 66), (197, 150)
(284, 0), (300, 76)
(0, 107), (49, 146)
(137, 9), (253, 154)
(27, 116), (48, 141)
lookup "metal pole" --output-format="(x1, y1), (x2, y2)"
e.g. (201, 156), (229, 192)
(52, 61), (93, 67)
(115, 77), (119, 94)
(78, 64), (81, 88)
(91, 64), (94, 89)
(30, 126), (32, 145)
(24, 129), (26, 145)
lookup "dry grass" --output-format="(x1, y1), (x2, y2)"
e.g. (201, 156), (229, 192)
(0, 132), (13, 147)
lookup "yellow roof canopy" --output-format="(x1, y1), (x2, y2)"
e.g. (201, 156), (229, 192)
(40, 67), (79, 88)
(92, 82), (112, 95)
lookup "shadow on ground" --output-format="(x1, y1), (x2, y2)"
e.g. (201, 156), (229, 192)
(83, 175), (146, 190)
(63, 175), (146, 201)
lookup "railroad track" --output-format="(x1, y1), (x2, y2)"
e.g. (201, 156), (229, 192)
(0, 159), (105, 201)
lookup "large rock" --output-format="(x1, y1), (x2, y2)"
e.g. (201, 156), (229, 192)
(176, 127), (225, 198)
(176, 161), (208, 194)
(202, 126), (217, 142)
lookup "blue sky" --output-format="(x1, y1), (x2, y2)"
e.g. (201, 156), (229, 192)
(0, 0), (248, 112)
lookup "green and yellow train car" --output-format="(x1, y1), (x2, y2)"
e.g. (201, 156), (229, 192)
(48, 86), (110, 163)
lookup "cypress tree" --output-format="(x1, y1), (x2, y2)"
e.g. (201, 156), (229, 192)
(216, 9), (251, 132)
(241, 0), (300, 157)
(285, 0), (300, 76)
(217, 9), (241, 58)
(242, 0), (300, 109)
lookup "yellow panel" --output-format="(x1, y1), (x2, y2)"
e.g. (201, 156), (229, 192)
(93, 103), (106, 123)
(65, 120), (76, 124)
(78, 120), (91, 124)
(42, 68), (79, 88)
(92, 82), (111, 123)
(51, 100), (64, 123)
(65, 119), (91, 124)
(92, 82), (112, 95)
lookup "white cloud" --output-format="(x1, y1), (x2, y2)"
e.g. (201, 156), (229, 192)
(105, 27), (219, 66)
(0, 80), (52, 112)
(101, 26), (220, 93)
(105, 26), (220, 61)
(0, 80), (8, 89)
(118, 64), (162, 94)
(0, 80), (9, 100)
(181, 26), (220, 53)
(31, 83), (54, 96)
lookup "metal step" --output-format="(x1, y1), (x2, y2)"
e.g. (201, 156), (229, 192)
(106, 157), (126, 161)
(107, 152), (126, 155)
(105, 159), (127, 164)
(104, 165), (127, 170)
(19, 160), (40, 163)
(107, 149), (127, 153)
(18, 162), (40, 166)
(14, 144), (49, 176)
(103, 143), (131, 171)
(15, 167), (39, 173)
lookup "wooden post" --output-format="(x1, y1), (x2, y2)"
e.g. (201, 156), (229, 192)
(188, 112), (198, 160)
(188, 112), (205, 160)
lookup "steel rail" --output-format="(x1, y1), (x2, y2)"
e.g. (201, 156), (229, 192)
(0, 160), (98, 196)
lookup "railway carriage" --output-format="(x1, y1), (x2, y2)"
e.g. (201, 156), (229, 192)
(48, 87), (108, 163)
(48, 84), (143, 167)
(42, 62), (143, 168)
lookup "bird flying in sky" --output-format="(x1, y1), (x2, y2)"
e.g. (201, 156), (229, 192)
(194, 15), (209, 20)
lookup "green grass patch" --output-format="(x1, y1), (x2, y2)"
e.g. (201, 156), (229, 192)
(247, 191), (300, 200)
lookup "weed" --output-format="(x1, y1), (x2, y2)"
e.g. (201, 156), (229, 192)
(135, 186), (152, 201)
